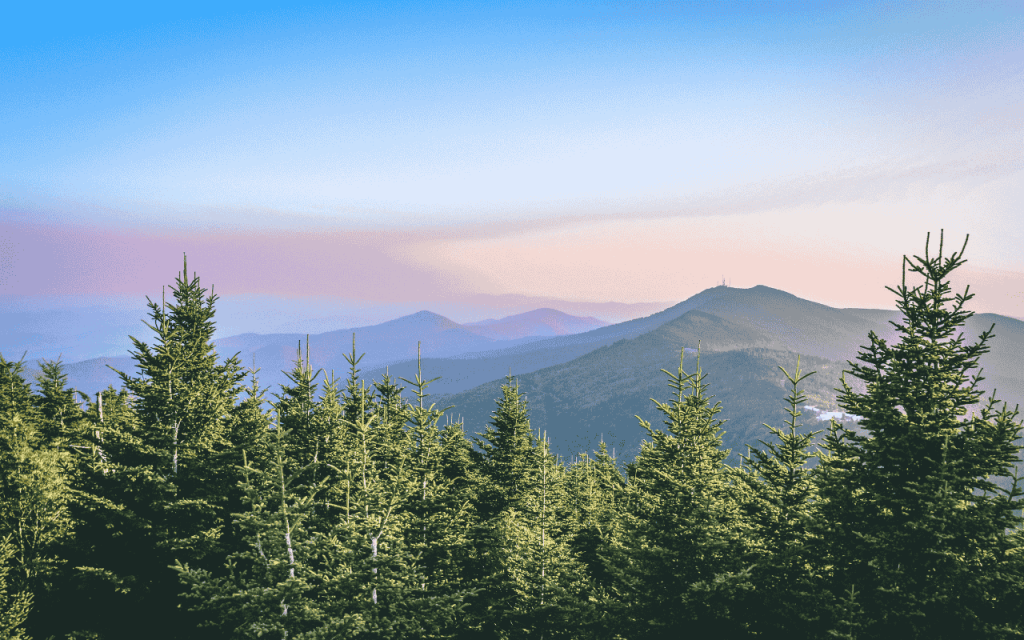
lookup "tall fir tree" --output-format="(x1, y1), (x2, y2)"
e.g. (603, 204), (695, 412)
(56, 385), (147, 639)
(175, 415), (366, 640)
(470, 374), (588, 639)
(398, 345), (462, 594)
(0, 355), (75, 639)
(103, 254), (247, 638)
(563, 442), (626, 636)
(473, 373), (540, 521)
(736, 357), (830, 639)
(326, 378), (469, 639)
(604, 345), (752, 639)
(0, 354), (37, 426)
(815, 231), (1024, 637)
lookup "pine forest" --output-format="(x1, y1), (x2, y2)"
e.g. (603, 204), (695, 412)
(2, 230), (1024, 640)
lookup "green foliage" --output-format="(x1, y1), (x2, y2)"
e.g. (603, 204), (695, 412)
(0, 535), (32, 640)
(474, 374), (541, 520)
(604, 344), (752, 639)
(32, 357), (91, 446)
(0, 355), (37, 425)
(175, 420), (365, 639)
(736, 357), (831, 638)
(0, 356), (77, 639)
(816, 231), (1024, 638)
(5, 230), (1024, 638)
(93, 255), (248, 638)
(274, 337), (323, 477)
(176, 342), (473, 639)
(114, 256), (246, 481)
(563, 442), (625, 615)
(0, 412), (73, 585)
(470, 374), (589, 639)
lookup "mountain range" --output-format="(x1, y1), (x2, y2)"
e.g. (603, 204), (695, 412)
(10, 285), (1024, 474)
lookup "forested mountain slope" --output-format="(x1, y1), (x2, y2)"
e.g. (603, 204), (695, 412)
(3, 233), (1023, 639)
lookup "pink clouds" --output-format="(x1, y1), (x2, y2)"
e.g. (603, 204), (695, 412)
(0, 215), (476, 301)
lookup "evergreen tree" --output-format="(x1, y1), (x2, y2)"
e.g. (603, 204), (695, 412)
(32, 357), (90, 446)
(470, 374), (588, 639)
(175, 417), (365, 639)
(0, 354), (37, 428)
(0, 413), (73, 600)
(563, 442), (626, 636)
(306, 370), (351, 525)
(273, 337), (323, 477)
(114, 255), (246, 485)
(324, 380), (469, 639)
(340, 335), (386, 450)
(434, 413), (482, 603)
(0, 535), (32, 640)
(604, 345), (752, 639)
(0, 356), (75, 639)
(736, 357), (829, 638)
(57, 385), (147, 639)
(474, 373), (540, 520)
(220, 359), (274, 560)
(227, 358), (274, 482)
(816, 231), (1024, 637)
(102, 255), (247, 638)
(398, 344), (467, 598)
(368, 367), (410, 476)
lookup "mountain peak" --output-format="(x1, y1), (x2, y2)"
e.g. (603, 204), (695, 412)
(390, 310), (460, 329)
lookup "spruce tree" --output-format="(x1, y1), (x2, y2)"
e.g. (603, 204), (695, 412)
(470, 374), (587, 639)
(56, 384), (148, 639)
(340, 335), (385, 450)
(0, 413), (73, 598)
(0, 356), (75, 639)
(367, 367), (410, 477)
(324, 380), (468, 639)
(175, 415), (365, 639)
(736, 357), (829, 639)
(305, 370), (351, 524)
(227, 358), (274, 482)
(605, 345), (751, 639)
(563, 442), (626, 636)
(434, 413), (482, 606)
(273, 337), (323, 477)
(0, 535), (32, 640)
(816, 231), (1024, 637)
(104, 254), (247, 638)
(474, 373), (540, 520)
(32, 357), (90, 446)
(398, 344), (468, 599)
(0, 354), (37, 428)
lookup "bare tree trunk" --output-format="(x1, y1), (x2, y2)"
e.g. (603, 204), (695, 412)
(540, 432), (547, 606)
(372, 536), (378, 605)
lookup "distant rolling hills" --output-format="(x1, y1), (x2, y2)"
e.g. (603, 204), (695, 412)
(431, 286), (1024, 466)
(11, 285), (1024, 474)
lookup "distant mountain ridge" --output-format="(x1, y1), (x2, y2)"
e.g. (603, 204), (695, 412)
(425, 285), (1024, 465)
(0, 292), (657, 364)
(16, 306), (615, 400)
(12, 285), (1024, 481)
(462, 308), (607, 340)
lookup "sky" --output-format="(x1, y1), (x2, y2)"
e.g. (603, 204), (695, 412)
(2, 0), (1023, 327)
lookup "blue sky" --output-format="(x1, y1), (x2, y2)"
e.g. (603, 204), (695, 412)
(1, 1), (1022, 319)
